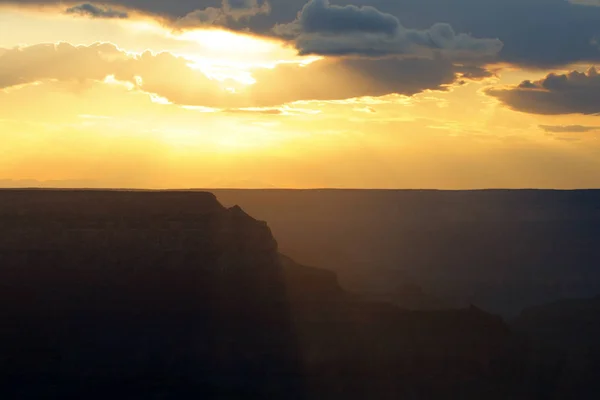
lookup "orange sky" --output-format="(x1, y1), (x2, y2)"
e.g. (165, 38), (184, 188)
(2, 5), (600, 189)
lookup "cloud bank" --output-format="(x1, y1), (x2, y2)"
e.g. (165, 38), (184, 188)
(0, 42), (472, 107)
(274, 0), (502, 59)
(5, 0), (600, 117)
(5, 0), (600, 67)
(487, 67), (600, 115)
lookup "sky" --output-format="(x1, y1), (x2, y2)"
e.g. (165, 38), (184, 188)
(2, 0), (600, 189)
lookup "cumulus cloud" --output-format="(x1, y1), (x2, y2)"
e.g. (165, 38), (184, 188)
(176, 0), (270, 27)
(0, 42), (128, 88)
(486, 67), (600, 115)
(223, 0), (271, 19)
(175, 7), (224, 26)
(66, 3), (128, 19)
(0, 42), (468, 107)
(454, 65), (496, 80)
(273, 0), (502, 59)
(274, 0), (399, 37)
(539, 124), (600, 133)
(0, 42), (231, 106)
(381, 0), (600, 68)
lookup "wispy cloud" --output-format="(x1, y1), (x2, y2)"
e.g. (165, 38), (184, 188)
(539, 124), (600, 133)
(66, 3), (129, 19)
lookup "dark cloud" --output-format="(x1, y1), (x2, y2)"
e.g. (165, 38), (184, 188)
(276, 0), (399, 36)
(65, 3), (128, 18)
(154, 55), (460, 106)
(176, 7), (223, 26)
(6, 0), (600, 67)
(246, 55), (459, 103)
(274, 0), (502, 59)
(454, 65), (495, 80)
(224, 0), (269, 16)
(1, 0), (218, 18)
(175, 0), (270, 27)
(362, 0), (600, 68)
(569, 1), (600, 6)
(517, 80), (538, 89)
(486, 67), (600, 115)
(0, 43), (463, 107)
(218, 0), (270, 21)
(273, 0), (600, 67)
(539, 125), (600, 133)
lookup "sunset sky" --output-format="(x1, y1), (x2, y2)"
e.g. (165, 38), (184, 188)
(2, 0), (600, 188)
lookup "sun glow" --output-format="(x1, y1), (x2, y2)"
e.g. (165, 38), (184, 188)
(178, 29), (282, 56)
(0, 6), (322, 87)
(174, 28), (320, 84)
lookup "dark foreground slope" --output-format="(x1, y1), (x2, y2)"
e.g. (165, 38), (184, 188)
(512, 296), (600, 399)
(0, 190), (520, 399)
(213, 189), (600, 316)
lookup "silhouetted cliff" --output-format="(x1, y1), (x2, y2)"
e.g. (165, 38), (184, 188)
(0, 190), (525, 399)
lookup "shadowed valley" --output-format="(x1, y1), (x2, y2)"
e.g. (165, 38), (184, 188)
(0, 190), (598, 399)
(213, 189), (600, 316)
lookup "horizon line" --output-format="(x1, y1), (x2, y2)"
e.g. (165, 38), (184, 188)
(2, 187), (600, 192)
